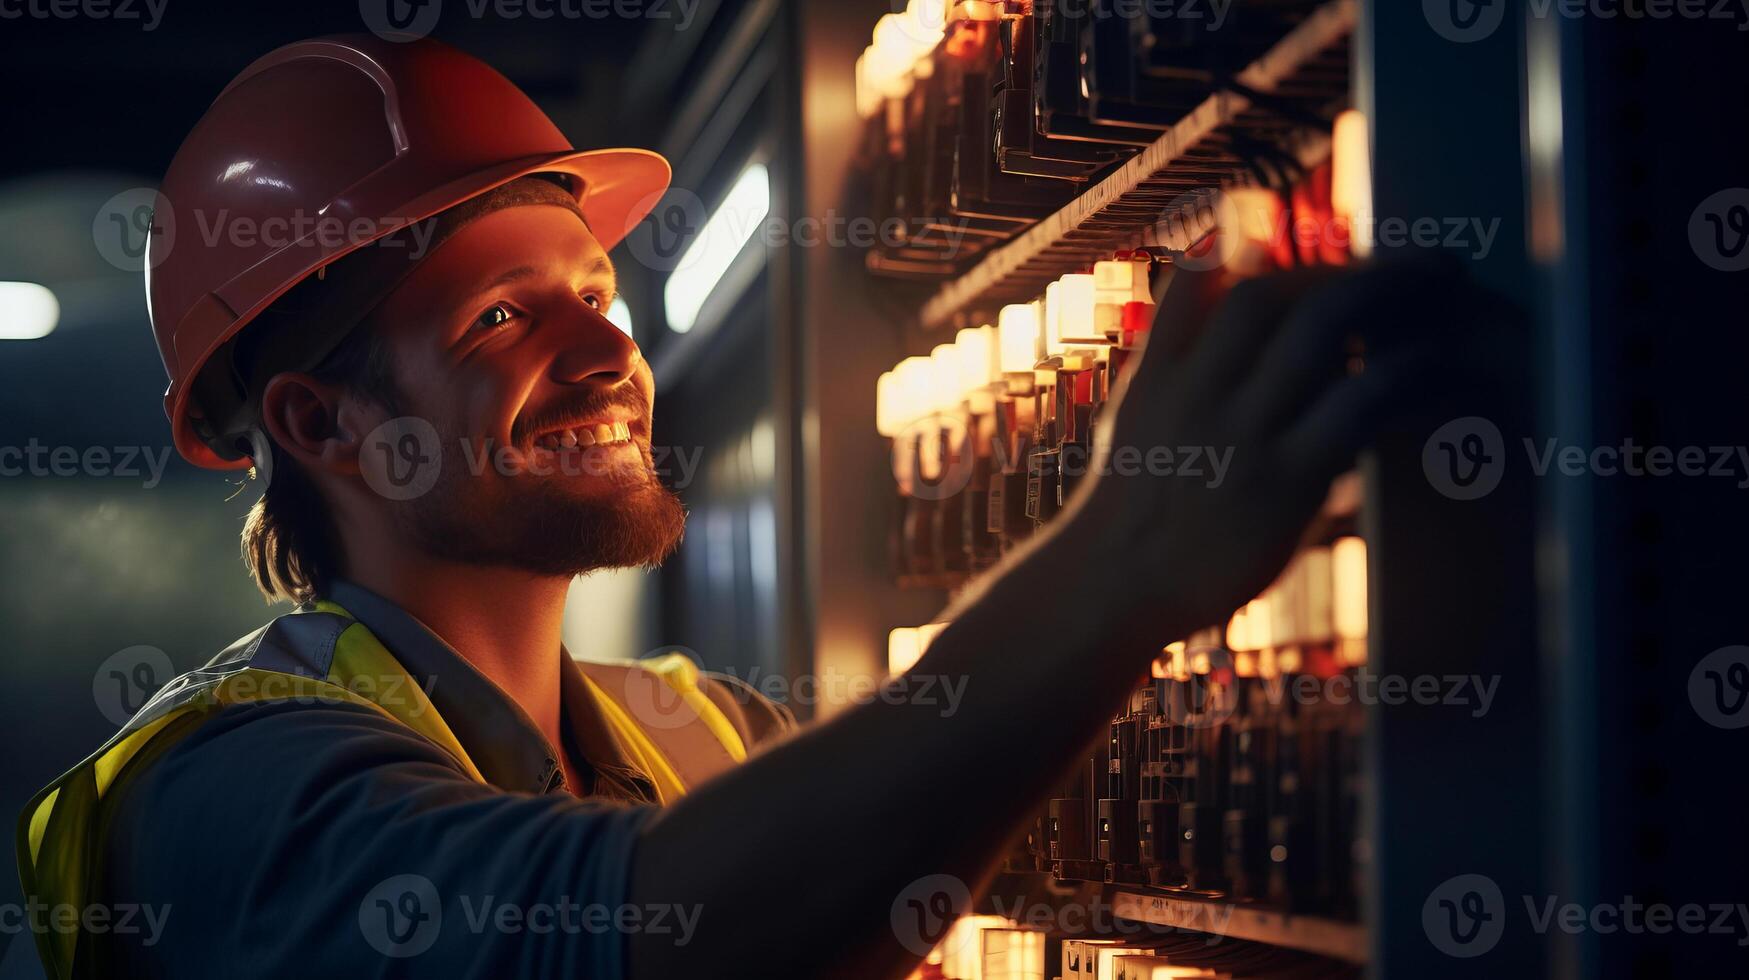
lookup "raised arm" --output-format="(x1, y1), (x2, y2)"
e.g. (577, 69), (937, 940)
(627, 257), (1509, 977)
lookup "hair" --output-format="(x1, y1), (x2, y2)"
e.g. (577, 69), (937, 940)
(240, 315), (400, 606)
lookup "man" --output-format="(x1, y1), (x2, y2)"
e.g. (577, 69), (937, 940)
(18, 33), (1496, 980)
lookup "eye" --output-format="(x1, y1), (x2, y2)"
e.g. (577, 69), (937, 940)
(474, 303), (516, 331)
(582, 293), (604, 310)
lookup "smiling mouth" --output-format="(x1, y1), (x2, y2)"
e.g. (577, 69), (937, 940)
(533, 421), (635, 451)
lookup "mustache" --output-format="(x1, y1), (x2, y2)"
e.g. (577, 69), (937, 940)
(512, 387), (650, 445)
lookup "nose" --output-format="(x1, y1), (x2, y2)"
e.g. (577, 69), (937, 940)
(550, 300), (641, 387)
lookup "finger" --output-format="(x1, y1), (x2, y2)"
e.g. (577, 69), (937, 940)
(1232, 255), (1472, 438)
(1176, 266), (1340, 409)
(1274, 341), (1447, 482)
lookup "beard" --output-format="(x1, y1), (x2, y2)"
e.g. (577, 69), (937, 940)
(394, 437), (688, 576)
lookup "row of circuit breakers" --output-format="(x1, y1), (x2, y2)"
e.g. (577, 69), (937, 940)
(854, 0), (1339, 278)
(861, 4), (1373, 978)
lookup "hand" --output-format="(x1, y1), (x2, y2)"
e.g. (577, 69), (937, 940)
(1062, 252), (1517, 636)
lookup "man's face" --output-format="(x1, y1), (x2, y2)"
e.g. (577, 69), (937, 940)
(359, 203), (685, 575)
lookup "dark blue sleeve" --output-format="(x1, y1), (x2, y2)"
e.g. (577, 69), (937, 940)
(96, 698), (658, 980)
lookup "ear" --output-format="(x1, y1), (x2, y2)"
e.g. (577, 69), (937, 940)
(258, 372), (368, 477)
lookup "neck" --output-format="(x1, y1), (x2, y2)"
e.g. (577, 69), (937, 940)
(340, 553), (573, 758)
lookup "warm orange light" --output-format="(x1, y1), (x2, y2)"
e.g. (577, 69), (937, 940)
(1219, 187), (1287, 276)
(1300, 546), (1335, 644)
(1093, 260), (1149, 339)
(876, 371), (902, 437)
(998, 303), (1041, 372)
(939, 914), (1012, 980)
(893, 355), (935, 427)
(887, 628), (920, 675)
(930, 343), (965, 414)
(1046, 274), (1099, 352)
(1333, 536), (1368, 642)
(981, 928), (1045, 980)
(1331, 109), (1373, 257)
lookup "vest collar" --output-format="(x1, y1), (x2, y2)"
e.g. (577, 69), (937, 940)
(321, 579), (650, 800)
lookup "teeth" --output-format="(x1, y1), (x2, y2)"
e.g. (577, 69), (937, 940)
(536, 422), (632, 451)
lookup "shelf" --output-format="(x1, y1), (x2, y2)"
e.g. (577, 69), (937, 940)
(917, 0), (1357, 331)
(1109, 889), (1366, 964)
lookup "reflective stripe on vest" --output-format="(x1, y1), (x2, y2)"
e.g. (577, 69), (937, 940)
(15, 603), (743, 980)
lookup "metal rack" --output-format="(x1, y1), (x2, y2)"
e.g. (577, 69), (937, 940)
(917, 0), (1356, 331)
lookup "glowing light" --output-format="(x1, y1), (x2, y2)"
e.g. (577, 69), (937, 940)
(605, 295), (634, 337)
(665, 163), (770, 334)
(930, 343), (964, 414)
(1046, 274), (1098, 351)
(876, 371), (901, 437)
(1333, 536), (1368, 641)
(997, 303), (1041, 372)
(0, 282), (60, 340)
(1331, 109), (1373, 257)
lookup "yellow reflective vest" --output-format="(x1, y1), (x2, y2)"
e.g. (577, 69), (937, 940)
(15, 600), (780, 980)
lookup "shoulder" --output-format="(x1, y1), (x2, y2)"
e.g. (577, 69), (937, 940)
(575, 656), (797, 752)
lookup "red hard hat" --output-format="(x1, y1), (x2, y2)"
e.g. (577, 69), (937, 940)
(147, 34), (670, 469)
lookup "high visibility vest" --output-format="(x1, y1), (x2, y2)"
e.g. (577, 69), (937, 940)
(15, 601), (762, 980)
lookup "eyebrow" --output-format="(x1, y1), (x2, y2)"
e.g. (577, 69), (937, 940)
(473, 255), (618, 296)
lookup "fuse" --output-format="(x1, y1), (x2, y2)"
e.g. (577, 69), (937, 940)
(1092, 260), (1151, 341)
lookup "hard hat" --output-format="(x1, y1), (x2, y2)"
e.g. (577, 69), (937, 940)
(147, 34), (671, 469)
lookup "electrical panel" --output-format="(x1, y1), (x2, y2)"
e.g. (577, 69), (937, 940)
(860, 2), (1374, 976)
